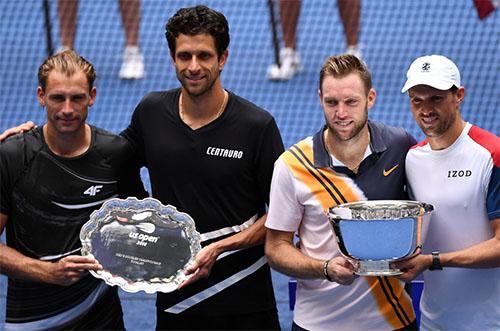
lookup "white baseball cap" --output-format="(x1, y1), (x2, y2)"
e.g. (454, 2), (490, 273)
(401, 55), (461, 93)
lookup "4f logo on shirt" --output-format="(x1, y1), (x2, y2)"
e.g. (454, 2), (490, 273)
(84, 185), (103, 196)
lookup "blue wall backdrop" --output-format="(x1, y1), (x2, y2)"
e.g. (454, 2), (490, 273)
(0, 1), (498, 330)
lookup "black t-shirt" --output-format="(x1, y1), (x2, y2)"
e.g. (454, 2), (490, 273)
(0, 125), (147, 324)
(122, 88), (284, 315)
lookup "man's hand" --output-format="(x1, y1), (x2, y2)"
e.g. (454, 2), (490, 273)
(178, 243), (220, 289)
(391, 254), (432, 282)
(47, 255), (102, 286)
(326, 257), (358, 285)
(0, 121), (37, 141)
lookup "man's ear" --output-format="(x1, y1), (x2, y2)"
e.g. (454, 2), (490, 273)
(218, 49), (229, 71)
(367, 88), (377, 110)
(456, 86), (465, 105)
(88, 87), (97, 107)
(37, 86), (46, 107)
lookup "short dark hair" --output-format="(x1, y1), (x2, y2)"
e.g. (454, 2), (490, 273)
(165, 5), (230, 59)
(319, 54), (372, 95)
(38, 50), (96, 92)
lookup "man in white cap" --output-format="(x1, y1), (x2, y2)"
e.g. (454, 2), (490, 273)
(393, 55), (500, 330)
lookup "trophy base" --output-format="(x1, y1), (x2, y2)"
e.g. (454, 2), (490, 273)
(355, 260), (403, 276)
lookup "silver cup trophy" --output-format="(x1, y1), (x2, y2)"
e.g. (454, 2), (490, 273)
(327, 200), (433, 276)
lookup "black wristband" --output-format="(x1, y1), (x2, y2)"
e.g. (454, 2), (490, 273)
(323, 260), (333, 282)
(429, 251), (443, 271)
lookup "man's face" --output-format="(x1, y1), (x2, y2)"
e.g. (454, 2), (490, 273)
(37, 70), (95, 135)
(408, 85), (464, 138)
(319, 73), (375, 142)
(172, 33), (227, 98)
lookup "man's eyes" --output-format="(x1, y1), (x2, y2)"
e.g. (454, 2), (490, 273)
(49, 95), (86, 102)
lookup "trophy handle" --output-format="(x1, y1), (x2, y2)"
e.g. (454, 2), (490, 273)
(416, 213), (423, 251)
(401, 244), (421, 261)
(421, 203), (434, 213)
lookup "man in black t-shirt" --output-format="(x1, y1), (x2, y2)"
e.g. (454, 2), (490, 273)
(121, 5), (284, 330)
(0, 51), (146, 330)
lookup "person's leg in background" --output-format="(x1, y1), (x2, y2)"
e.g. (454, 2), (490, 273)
(57, 0), (144, 79)
(118, 0), (145, 79)
(57, 0), (79, 50)
(338, 0), (362, 58)
(267, 0), (303, 81)
(280, 0), (300, 50)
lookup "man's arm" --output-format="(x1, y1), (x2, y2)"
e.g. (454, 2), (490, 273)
(265, 228), (356, 285)
(394, 218), (500, 282)
(0, 213), (102, 286)
(180, 213), (268, 287)
(0, 121), (36, 141)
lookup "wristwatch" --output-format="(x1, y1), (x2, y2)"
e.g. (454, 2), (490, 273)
(428, 251), (443, 271)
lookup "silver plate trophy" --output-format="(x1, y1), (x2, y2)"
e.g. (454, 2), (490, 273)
(80, 197), (201, 293)
(327, 200), (433, 276)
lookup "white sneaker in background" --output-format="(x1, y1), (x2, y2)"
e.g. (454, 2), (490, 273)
(119, 46), (145, 80)
(267, 47), (303, 81)
(56, 45), (72, 53)
(345, 44), (363, 61)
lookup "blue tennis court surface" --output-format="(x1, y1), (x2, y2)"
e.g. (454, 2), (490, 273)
(0, 1), (498, 330)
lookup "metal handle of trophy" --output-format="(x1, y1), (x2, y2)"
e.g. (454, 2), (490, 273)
(327, 210), (342, 221)
(325, 211), (352, 261)
(326, 211), (342, 234)
(420, 203), (434, 214)
(394, 243), (422, 263)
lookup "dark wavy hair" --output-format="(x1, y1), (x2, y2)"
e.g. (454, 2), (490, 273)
(165, 5), (230, 59)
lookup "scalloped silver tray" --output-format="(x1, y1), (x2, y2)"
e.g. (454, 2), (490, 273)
(80, 197), (201, 293)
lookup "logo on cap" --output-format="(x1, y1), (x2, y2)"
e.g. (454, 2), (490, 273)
(422, 62), (431, 72)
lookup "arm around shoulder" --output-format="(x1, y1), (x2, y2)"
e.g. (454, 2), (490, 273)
(0, 121), (36, 142)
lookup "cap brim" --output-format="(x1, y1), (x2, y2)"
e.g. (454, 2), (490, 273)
(401, 77), (455, 93)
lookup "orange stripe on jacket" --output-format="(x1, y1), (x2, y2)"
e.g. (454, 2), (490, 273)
(281, 140), (359, 211)
(365, 277), (416, 329)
